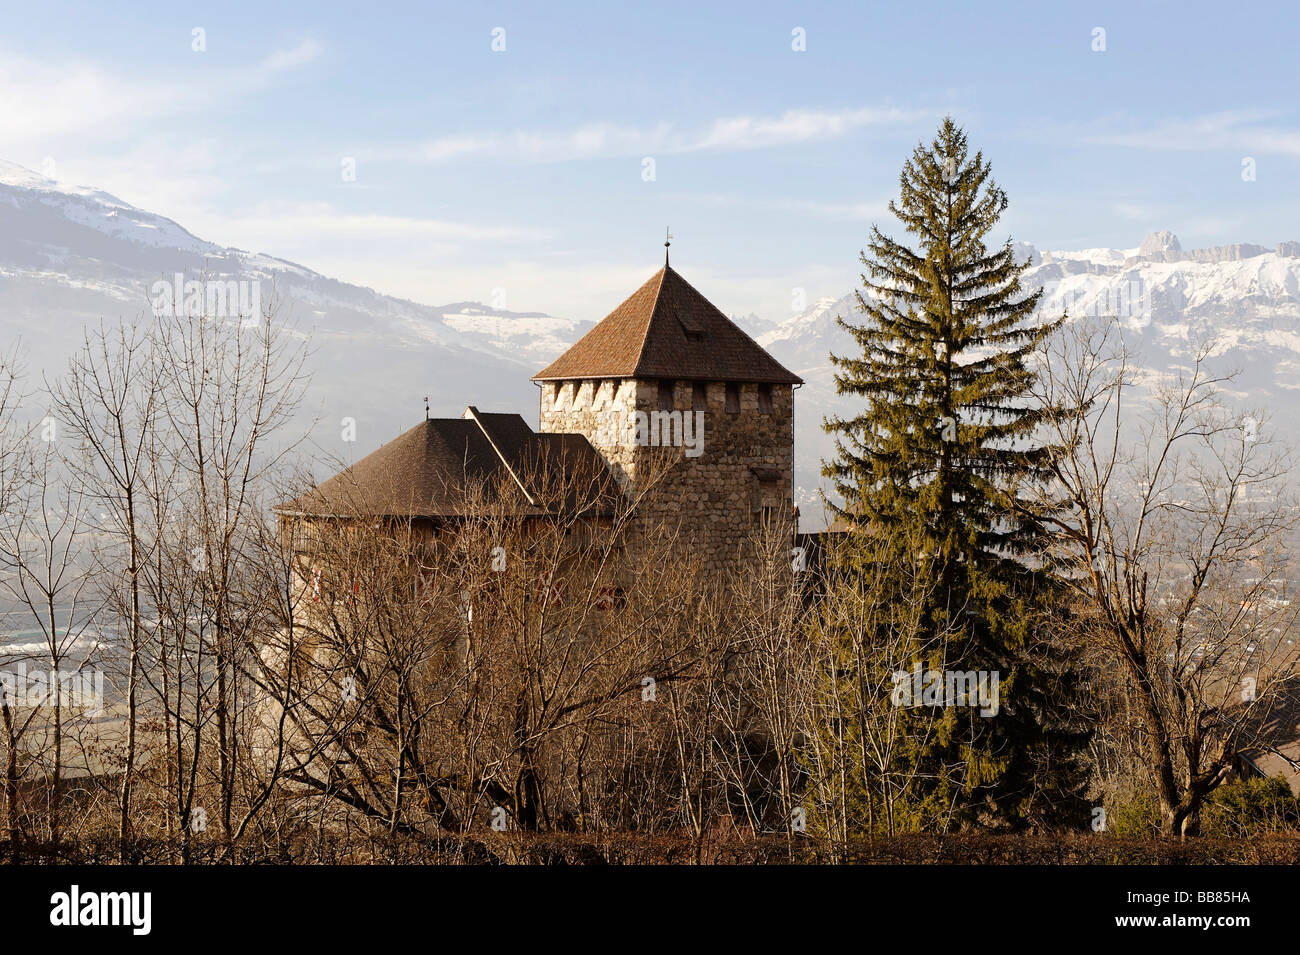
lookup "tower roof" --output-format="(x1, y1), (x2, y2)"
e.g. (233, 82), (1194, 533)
(280, 407), (618, 519)
(532, 266), (802, 385)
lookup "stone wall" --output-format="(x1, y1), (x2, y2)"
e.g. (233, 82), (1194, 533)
(538, 377), (794, 574)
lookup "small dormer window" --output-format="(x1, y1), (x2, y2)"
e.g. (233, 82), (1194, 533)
(725, 383), (740, 414)
(677, 312), (705, 342)
(758, 383), (773, 414)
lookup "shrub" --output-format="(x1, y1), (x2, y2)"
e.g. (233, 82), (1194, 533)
(1203, 775), (1300, 838)
(1106, 790), (1161, 837)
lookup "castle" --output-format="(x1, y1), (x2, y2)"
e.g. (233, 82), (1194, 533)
(266, 260), (805, 819)
(284, 257), (801, 572)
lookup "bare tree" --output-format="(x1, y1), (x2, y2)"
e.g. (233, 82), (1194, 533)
(703, 516), (807, 855)
(800, 523), (953, 845)
(48, 320), (160, 859)
(263, 446), (721, 843)
(1035, 318), (1300, 836)
(0, 433), (99, 845)
(0, 347), (29, 852)
(147, 285), (308, 846)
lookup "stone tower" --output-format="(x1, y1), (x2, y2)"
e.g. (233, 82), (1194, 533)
(533, 263), (802, 572)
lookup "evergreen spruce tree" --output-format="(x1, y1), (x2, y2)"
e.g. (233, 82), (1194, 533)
(820, 117), (1090, 829)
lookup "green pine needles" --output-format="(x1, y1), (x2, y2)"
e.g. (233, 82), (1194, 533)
(817, 117), (1091, 831)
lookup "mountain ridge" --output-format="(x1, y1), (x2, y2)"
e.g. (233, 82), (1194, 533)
(3, 158), (1298, 529)
(0, 159), (594, 460)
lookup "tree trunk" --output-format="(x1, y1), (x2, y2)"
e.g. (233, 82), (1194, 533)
(1, 699), (20, 858)
(119, 499), (140, 861)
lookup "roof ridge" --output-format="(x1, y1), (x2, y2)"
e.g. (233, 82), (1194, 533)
(531, 263), (801, 384)
(630, 266), (671, 378)
(463, 406), (537, 505)
(279, 412), (622, 519)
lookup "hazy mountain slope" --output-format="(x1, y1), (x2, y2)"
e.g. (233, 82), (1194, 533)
(3, 159), (1297, 530)
(0, 160), (592, 476)
(759, 233), (1300, 526)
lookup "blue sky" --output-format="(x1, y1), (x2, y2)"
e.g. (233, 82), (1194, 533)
(3, 0), (1298, 322)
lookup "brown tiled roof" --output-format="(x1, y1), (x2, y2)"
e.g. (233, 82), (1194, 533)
(533, 265), (802, 385)
(280, 407), (619, 518)
(1238, 673), (1300, 794)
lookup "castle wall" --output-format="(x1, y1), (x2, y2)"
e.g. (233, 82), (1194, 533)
(538, 378), (794, 574)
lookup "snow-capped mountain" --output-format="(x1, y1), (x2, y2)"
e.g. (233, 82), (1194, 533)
(760, 232), (1300, 524)
(0, 160), (593, 467)
(3, 158), (1297, 529)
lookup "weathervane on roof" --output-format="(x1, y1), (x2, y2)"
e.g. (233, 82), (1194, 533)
(424, 395), (429, 420)
(664, 227), (672, 267)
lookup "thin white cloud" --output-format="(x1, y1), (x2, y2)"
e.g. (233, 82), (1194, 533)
(689, 107), (915, 152)
(258, 38), (324, 75)
(420, 135), (495, 162)
(1110, 201), (1160, 221)
(0, 38), (324, 155)
(416, 121), (670, 164)
(0, 39), (327, 238)
(172, 203), (562, 311)
(218, 202), (550, 247)
(413, 106), (921, 165)
(1069, 109), (1300, 157)
(0, 62), (177, 146)
(358, 259), (850, 325)
(668, 192), (889, 221)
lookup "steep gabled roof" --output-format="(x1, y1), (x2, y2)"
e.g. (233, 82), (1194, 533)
(279, 407), (619, 519)
(532, 265), (802, 384)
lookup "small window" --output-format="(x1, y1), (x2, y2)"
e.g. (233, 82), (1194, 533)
(677, 312), (706, 341)
(658, 379), (675, 411)
(758, 383), (773, 414)
(692, 382), (708, 411)
(725, 383), (740, 414)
